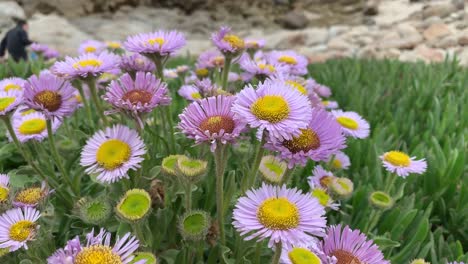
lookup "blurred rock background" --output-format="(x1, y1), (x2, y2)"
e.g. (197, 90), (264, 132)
(0, 0), (467, 64)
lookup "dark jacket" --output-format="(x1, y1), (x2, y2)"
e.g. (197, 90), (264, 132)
(0, 25), (32, 61)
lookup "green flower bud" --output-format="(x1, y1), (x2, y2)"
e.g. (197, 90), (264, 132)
(77, 197), (112, 225)
(178, 210), (211, 241)
(369, 191), (394, 210)
(116, 189), (152, 222)
(329, 177), (354, 199)
(259, 155), (287, 184)
(175, 156), (208, 184)
(131, 252), (158, 264)
(410, 259), (430, 264)
(161, 155), (185, 176)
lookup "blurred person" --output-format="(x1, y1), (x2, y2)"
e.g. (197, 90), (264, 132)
(0, 20), (33, 62)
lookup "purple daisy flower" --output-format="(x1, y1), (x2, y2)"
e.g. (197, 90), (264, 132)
(212, 26), (245, 55)
(321, 100), (339, 109)
(47, 228), (144, 264)
(265, 108), (346, 168)
(280, 241), (326, 264)
(178, 84), (202, 101)
(329, 151), (350, 170)
(23, 71), (75, 119)
(120, 54), (156, 74)
(0, 207), (41, 252)
(106, 41), (122, 50)
(78, 40), (106, 54)
(233, 183), (327, 248)
(331, 110), (370, 139)
(306, 79), (332, 98)
(0, 77), (26, 93)
(196, 50), (225, 69)
(245, 38), (266, 50)
(228, 72), (241, 82)
(178, 95), (246, 151)
(320, 225), (389, 264)
(272, 75), (322, 107)
(0, 90), (23, 116)
(104, 72), (171, 114)
(239, 54), (287, 81)
(447, 262), (465, 264)
(0, 174), (10, 203)
(308, 165), (336, 190)
(123, 30), (186, 57)
(52, 51), (120, 80)
(13, 181), (52, 208)
(80, 125), (146, 183)
(232, 79), (312, 141)
(269, 50), (308, 76)
(380, 151), (427, 178)
(30, 43), (60, 60)
(10, 111), (61, 143)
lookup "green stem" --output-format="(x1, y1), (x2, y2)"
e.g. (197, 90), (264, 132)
(246, 132), (267, 190)
(163, 106), (176, 154)
(185, 182), (192, 210)
(254, 242), (262, 264)
(47, 120), (78, 196)
(87, 78), (108, 127)
(364, 210), (380, 233)
(75, 82), (94, 129)
(281, 167), (295, 185)
(133, 222), (146, 247)
(220, 56), (232, 90)
(214, 144), (227, 246)
(384, 173), (397, 193)
(271, 242), (282, 264)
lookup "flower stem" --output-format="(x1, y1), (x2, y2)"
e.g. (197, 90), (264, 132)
(271, 242), (282, 264)
(282, 167), (295, 185)
(46, 119), (78, 196)
(246, 132), (267, 190)
(86, 78), (108, 127)
(185, 182), (192, 210)
(214, 143), (228, 246)
(384, 173), (397, 193)
(75, 81), (94, 129)
(132, 222), (146, 247)
(220, 56), (232, 90)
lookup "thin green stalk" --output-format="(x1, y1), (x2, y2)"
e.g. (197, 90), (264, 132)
(384, 173), (397, 193)
(47, 120), (78, 196)
(75, 81), (94, 129)
(246, 132), (267, 190)
(214, 144), (228, 246)
(220, 56), (232, 90)
(133, 222), (146, 247)
(271, 242), (282, 264)
(254, 242), (262, 264)
(185, 182), (192, 210)
(281, 167), (295, 185)
(86, 78), (108, 127)
(364, 210), (381, 233)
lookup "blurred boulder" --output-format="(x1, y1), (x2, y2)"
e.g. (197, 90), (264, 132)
(0, 1), (26, 31)
(275, 10), (309, 29)
(363, 0), (380, 16)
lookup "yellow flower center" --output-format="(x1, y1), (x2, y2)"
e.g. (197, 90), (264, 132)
(283, 129), (320, 153)
(0, 97), (16, 112)
(18, 118), (47, 135)
(311, 188), (330, 207)
(333, 249), (361, 264)
(199, 115), (235, 134)
(107, 42), (121, 49)
(21, 109), (36, 116)
(258, 64), (276, 73)
(278, 55), (297, 65)
(4, 83), (21, 91)
(73, 59), (103, 69)
(96, 139), (131, 170)
(196, 68), (209, 77)
(336, 117), (358, 130)
(322, 100), (330, 106)
(223, 34), (245, 49)
(383, 151), (410, 167)
(288, 248), (321, 264)
(251, 95), (290, 123)
(148, 37), (165, 46)
(246, 41), (259, 49)
(285, 80), (307, 95)
(319, 176), (334, 188)
(332, 159), (342, 169)
(75, 245), (122, 264)
(84, 46), (97, 53)
(75, 94), (83, 104)
(0, 186), (9, 202)
(9, 220), (35, 242)
(257, 197), (299, 230)
(15, 187), (43, 205)
(122, 90), (152, 105)
(213, 56), (225, 66)
(191, 92), (202, 99)
(34, 90), (62, 112)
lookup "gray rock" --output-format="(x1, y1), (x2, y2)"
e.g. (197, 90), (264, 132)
(422, 3), (457, 19)
(302, 28), (329, 45)
(363, 0), (380, 16)
(423, 23), (452, 41)
(0, 1), (26, 32)
(275, 10), (309, 29)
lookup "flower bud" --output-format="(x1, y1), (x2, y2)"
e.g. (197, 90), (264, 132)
(116, 189), (151, 222)
(259, 155), (287, 184)
(369, 191), (394, 210)
(178, 210), (211, 241)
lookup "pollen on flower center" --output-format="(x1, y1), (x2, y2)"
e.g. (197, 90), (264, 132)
(15, 187), (42, 205)
(196, 68), (209, 77)
(332, 159), (342, 169)
(285, 80), (307, 95)
(84, 46), (97, 53)
(122, 90), (153, 105)
(96, 139), (131, 170)
(333, 249), (361, 264)
(288, 248), (321, 264)
(213, 56), (225, 66)
(148, 37), (165, 46)
(258, 64), (276, 72)
(4, 83), (21, 91)
(0, 186), (9, 202)
(0, 97), (16, 111)
(336, 117), (359, 130)
(107, 42), (121, 49)
(311, 188), (330, 207)
(18, 118), (47, 135)
(283, 129), (320, 153)
(319, 176), (333, 188)
(191, 92), (202, 99)
(223, 34), (245, 49)
(34, 90), (62, 112)
(251, 95), (290, 123)
(9, 220), (35, 242)
(199, 115), (235, 134)
(257, 197), (299, 230)
(21, 109), (36, 116)
(73, 59), (103, 69)
(75, 245), (122, 264)
(279, 55), (297, 65)
(384, 151), (410, 167)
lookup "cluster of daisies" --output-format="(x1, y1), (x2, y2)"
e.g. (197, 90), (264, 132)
(0, 25), (432, 263)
